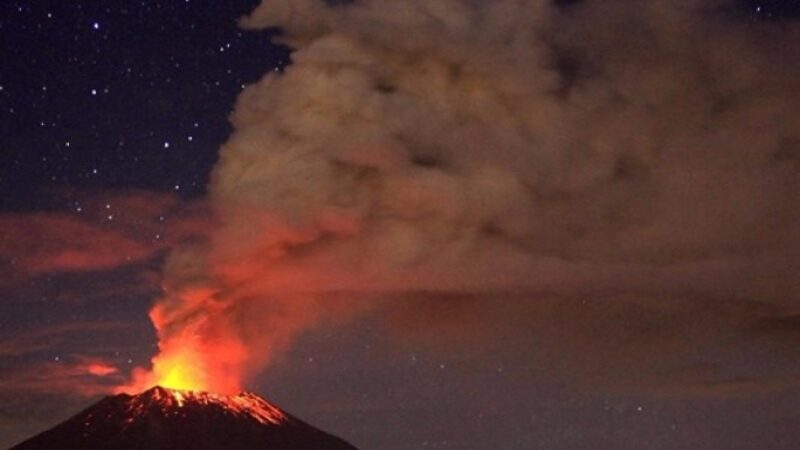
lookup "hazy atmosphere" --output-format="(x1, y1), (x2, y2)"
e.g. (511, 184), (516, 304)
(2, 1), (800, 449)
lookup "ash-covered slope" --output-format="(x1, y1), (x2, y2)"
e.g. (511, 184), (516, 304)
(9, 386), (359, 450)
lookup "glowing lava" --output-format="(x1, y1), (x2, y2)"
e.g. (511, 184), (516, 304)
(119, 334), (247, 394)
(9, 384), (362, 450)
(120, 344), (208, 393)
(118, 291), (248, 395)
(148, 344), (211, 392)
(133, 386), (287, 425)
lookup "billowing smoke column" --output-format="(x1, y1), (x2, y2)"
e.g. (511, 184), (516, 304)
(126, 0), (800, 393)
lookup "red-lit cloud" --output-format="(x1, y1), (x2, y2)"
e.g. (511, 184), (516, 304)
(0, 322), (133, 398)
(0, 356), (124, 397)
(0, 213), (157, 274)
(0, 321), (131, 358)
(126, 0), (800, 396)
(0, 191), (211, 279)
(85, 362), (119, 377)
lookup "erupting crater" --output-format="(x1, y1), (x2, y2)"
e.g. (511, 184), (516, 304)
(10, 386), (359, 450)
(124, 386), (287, 425)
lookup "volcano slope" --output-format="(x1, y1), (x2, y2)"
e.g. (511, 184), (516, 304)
(9, 386), (360, 450)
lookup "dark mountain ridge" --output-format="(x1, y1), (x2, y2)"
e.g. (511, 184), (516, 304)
(9, 386), (359, 450)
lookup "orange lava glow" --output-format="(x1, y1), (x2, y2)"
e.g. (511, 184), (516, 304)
(119, 335), (247, 394)
(150, 344), (211, 392)
(117, 289), (248, 395)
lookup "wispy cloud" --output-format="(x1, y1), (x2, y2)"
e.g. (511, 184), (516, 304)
(0, 321), (131, 358)
(0, 190), (211, 279)
(0, 356), (124, 397)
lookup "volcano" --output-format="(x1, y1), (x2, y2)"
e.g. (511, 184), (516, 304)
(8, 386), (360, 450)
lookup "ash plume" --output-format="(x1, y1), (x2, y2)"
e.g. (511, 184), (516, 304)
(131, 0), (800, 393)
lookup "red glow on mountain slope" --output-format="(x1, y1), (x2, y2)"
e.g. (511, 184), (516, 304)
(131, 386), (286, 425)
(9, 384), (362, 450)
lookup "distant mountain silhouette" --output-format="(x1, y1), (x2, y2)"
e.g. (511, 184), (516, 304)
(9, 386), (359, 450)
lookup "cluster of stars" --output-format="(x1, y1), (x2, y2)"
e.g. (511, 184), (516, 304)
(0, 1), (288, 212)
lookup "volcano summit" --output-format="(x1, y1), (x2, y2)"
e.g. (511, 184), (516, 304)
(9, 386), (359, 450)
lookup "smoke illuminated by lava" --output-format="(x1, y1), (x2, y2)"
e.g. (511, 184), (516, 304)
(119, 289), (248, 394)
(119, 290), (247, 394)
(122, 341), (220, 394)
(120, 0), (800, 395)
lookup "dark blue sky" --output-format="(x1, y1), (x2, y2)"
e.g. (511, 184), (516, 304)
(0, 0), (289, 210)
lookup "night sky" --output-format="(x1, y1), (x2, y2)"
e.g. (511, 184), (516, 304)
(2, 1), (800, 449)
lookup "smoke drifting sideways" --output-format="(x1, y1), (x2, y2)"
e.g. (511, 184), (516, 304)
(125, 0), (800, 394)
